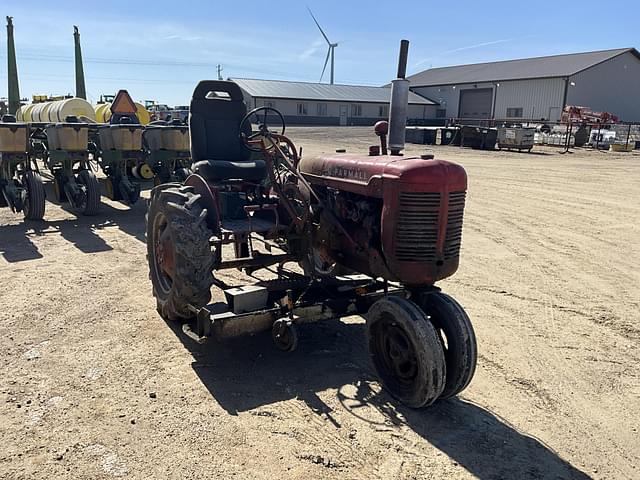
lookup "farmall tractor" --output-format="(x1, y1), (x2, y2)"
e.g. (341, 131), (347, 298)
(146, 47), (476, 408)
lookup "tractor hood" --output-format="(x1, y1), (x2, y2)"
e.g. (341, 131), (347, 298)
(299, 154), (467, 198)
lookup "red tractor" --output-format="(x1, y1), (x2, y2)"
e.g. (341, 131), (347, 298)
(146, 80), (476, 408)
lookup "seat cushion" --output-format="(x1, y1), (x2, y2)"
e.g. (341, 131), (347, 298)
(193, 159), (267, 182)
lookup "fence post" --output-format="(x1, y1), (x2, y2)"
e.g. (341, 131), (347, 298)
(564, 122), (573, 153)
(626, 123), (631, 150)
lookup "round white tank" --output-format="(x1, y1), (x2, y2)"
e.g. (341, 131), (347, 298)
(48, 98), (96, 122)
(31, 102), (53, 122)
(22, 103), (36, 122)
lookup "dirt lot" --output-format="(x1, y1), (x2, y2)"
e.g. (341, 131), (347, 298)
(1, 127), (639, 479)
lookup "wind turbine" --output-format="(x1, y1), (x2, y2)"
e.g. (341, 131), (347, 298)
(308, 7), (338, 84)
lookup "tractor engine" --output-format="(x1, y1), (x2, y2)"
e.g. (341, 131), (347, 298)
(299, 154), (467, 286)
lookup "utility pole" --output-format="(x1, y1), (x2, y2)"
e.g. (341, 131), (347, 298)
(6, 16), (20, 115)
(217, 64), (223, 81)
(74, 25), (87, 99)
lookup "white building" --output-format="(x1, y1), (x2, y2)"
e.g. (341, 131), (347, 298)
(232, 78), (437, 126)
(407, 48), (640, 122)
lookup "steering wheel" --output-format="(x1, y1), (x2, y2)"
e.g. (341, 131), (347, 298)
(239, 106), (286, 152)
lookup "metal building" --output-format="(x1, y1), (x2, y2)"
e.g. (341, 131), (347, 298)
(407, 48), (640, 122)
(232, 78), (437, 126)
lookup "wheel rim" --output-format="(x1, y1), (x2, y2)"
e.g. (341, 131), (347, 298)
(272, 320), (298, 351)
(152, 212), (175, 294)
(372, 315), (419, 388)
(275, 326), (294, 350)
(140, 163), (154, 179)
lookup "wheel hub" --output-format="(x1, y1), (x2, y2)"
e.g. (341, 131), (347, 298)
(381, 323), (418, 383)
(155, 224), (176, 280)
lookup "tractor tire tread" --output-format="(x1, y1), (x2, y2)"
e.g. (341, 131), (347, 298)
(24, 170), (46, 220)
(146, 185), (214, 321)
(417, 292), (477, 399)
(367, 296), (446, 408)
(78, 170), (101, 216)
(23, 170), (46, 220)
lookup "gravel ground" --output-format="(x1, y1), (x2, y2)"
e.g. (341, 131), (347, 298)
(1, 127), (639, 479)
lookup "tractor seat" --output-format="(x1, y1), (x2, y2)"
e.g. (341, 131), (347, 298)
(193, 159), (267, 183)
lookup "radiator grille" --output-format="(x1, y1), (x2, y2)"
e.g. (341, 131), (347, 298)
(444, 191), (466, 260)
(394, 192), (441, 261)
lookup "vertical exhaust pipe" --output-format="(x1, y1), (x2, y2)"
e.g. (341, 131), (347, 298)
(6, 16), (20, 115)
(74, 26), (87, 100)
(388, 39), (410, 156)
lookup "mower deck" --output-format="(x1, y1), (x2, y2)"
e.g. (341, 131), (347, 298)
(182, 274), (406, 345)
(220, 217), (283, 236)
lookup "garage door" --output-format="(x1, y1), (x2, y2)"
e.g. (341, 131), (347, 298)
(458, 88), (493, 120)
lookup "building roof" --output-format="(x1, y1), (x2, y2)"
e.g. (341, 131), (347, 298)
(231, 78), (436, 105)
(407, 48), (640, 87)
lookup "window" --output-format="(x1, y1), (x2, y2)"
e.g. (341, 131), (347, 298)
(351, 104), (362, 117)
(317, 103), (327, 116)
(436, 108), (447, 118)
(264, 100), (275, 108)
(378, 105), (388, 117)
(506, 107), (523, 118)
(297, 103), (308, 115)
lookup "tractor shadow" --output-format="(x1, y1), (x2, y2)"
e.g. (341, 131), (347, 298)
(169, 318), (590, 480)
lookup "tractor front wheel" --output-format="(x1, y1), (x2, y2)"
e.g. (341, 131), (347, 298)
(414, 291), (477, 399)
(366, 296), (446, 408)
(146, 184), (215, 321)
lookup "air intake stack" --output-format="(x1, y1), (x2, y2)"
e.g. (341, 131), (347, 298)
(74, 26), (87, 100)
(6, 16), (20, 115)
(388, 39), (410, 156)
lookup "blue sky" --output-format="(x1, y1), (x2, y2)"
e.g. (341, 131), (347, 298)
(2, 0), (639, 105)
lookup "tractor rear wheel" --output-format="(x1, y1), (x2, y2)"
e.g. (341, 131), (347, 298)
(366, 296), (446, 408)
(414, 292), (477, 399)
(146, 184), (215, 321)
(22, 171), (46, 220)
